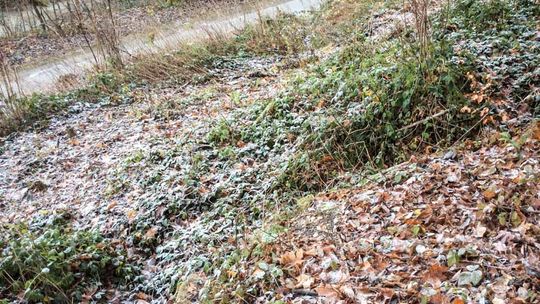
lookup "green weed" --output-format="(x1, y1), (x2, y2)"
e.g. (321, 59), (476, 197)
(208, 119), (237, 145)
(0, 218), (136, 303)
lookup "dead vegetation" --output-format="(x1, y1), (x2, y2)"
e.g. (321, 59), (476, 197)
(257, 120), (540, 303)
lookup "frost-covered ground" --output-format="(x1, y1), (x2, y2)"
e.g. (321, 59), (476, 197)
(0, 55), (295, 301)
(1, 0), (539, 302)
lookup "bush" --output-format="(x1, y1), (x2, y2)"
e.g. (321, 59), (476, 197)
(236, 35), (477, 190)
(0, 220), (137, 303)
(236, 0), (539, 191)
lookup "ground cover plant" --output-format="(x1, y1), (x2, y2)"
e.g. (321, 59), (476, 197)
(170, 0), (540, 301)
(0, 212), (137, 303)
(0, 0), (538, 302)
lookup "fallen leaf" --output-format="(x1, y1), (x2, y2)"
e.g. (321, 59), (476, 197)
(492, 298), (505, 304)
(457, 270), (482, 286)
(422, 264), (448, 287)
(280, 249), (304, 269)
(339, 285), (355, 299)
(431, 293), (450, 304)
(532, 121), (540, 141)
(482, 189), (496, 200)
(252, 268), (265, 280)
(107, 201), (117, 211)
(295, 274), (314, 289)
(475, 225), (487, 238)
(126, 209), (137, 221)
(144, 226), (159, 239)
(315, 286), (339, 298)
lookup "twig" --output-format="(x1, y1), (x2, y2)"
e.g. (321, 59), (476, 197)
(291, 289), (318, 297)
(452, 113), (489, 146)
(397, 109), (449, 132)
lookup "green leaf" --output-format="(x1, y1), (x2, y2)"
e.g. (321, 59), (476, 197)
(447, 250), (459, 267)
(498, 212), (508, 225)
(457, 270), (483, 286)
(510, 211), (521, 227)
(470, 270), (483, 286)
(411, 225), (421, 236)
(457, 272), (471, 286)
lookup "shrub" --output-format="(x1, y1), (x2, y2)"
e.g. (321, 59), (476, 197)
(0, 220), (136, 303)
(237, 0), (539, 191)
(236, 35), (477, 191)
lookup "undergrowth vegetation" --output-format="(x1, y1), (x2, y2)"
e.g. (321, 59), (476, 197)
(447, 0), (539, 106)
(0, 72), (142, 137)
(244, 38), (477, 190)
(0, 213), (137, 303)
(1, 0), (538, 302)
(0, 0), (378, 137)
(190, 0), (539, 300)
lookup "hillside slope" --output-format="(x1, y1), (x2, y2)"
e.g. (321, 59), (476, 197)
(0, 0), (539, 303)
(251, 121), (540, 303)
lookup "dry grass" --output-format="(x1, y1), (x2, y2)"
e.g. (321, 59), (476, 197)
(238, 12), (313, 55)
(124, 11), (316, 84)
(126, 35), (230, 84)
(410, 0), (431, 58)
(0, 56), (26, 136)
(0, 55), (21, 101)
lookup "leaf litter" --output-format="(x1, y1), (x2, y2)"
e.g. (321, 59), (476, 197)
(261, 122), (540, 303)
(1, 0), (539, 302)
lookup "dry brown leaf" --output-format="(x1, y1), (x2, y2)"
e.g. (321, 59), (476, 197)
(280, 249), (304, 268)
(304, 247), (322, 257)
(380, 288), (395, 300)
(144, 226), (159, 239)
(322, 245), (336, 254)
(107, 201), (117, 211)
(236, 140), (246, 148)
(422, 264), (448, 287)
(532, 121), (540, 141)
(339, 285), (355, 300)
(126, 209), (137, 221)
(483, 189), (496, 200)
(460, 106), (472, 113)
(315, 285), (339, 298)
(531, 198), (540, 209)
(431, 293), (450, 304)
(227, 270), (237, 278)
